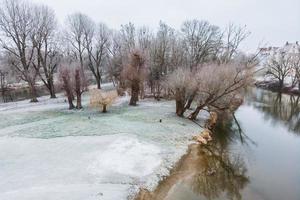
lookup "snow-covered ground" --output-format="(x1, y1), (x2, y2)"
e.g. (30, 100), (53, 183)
(0, 90), (202, 200)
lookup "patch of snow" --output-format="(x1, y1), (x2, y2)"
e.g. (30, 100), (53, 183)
(0, 92), (202, 200)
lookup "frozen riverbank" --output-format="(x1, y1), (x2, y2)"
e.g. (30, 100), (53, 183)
(0, 92), (202, 200)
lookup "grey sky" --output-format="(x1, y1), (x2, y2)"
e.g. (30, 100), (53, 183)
(32, 0), (300, 52)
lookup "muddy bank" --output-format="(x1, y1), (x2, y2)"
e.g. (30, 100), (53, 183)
(135, 87), (300, 200)
(135, 139), (248, 200)
(134, 144), (203, 200)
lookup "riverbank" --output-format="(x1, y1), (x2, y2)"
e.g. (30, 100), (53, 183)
(0, 92), (205, 200)
(135, 143), (206, 200)
(255, 80), (300, 96)
(135, 88), (300, 200)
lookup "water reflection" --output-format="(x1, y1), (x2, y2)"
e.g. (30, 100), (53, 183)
(246, 88), (300, 134)
(160, 119), (251, 200)
(189, 144), (249, 200)
(142, 88), (300, 200)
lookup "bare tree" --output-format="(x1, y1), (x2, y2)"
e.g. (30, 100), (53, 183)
(59, 67), (75, 109)
(65, 13), (88, 75)
(59, 65), (86, 109)
(166, 61), (254, 119)
(166, 68), (197, 116)
(74, 68), (84, 109)
(0, 0), (39, 102)
(120, 22), (136, 54)
(188, 63), (253, 120)
(123, 50), (147, 106)
(181, 19), (222, 70)
(149, 22), (174, 99)
(137, 26), (153, 52)
(107, 31), (125, 91)
(83, 21), (111, 89)
(32, 5), (60, 98)
(291, 53), (300, 89)
(266, 54), (292, 90)
(218, 24), (250, 64)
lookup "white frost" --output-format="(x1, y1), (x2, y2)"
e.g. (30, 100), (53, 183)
(0, 92), (202, 200)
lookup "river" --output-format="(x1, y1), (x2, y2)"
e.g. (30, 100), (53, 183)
(139, 88), (300, 200)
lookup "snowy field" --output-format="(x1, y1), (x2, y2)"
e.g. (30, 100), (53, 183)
(0, 87), (202, 200)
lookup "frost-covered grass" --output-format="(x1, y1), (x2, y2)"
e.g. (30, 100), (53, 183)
(0, 89), (202, 200)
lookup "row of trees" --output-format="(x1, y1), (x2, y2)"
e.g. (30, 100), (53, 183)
(0, 0), (257, 118)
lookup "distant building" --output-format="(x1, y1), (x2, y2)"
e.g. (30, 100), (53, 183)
(259, 41), (300, 57)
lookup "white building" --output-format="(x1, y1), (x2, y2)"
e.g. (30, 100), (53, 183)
(259, 41), (300, 58)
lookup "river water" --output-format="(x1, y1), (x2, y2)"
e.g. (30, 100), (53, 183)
(154, 88), (300, 200)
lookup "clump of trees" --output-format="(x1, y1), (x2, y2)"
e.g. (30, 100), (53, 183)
(59, 66), (86, 109)
(167, 62), (254, 120)
(0, 0), (257, 115)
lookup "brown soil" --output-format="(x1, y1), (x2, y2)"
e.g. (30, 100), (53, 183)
(134, 143), (204, 200)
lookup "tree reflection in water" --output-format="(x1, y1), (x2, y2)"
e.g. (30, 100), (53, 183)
(187, 118), (250, 200)
(138, 100), (256, 200)
(137, 88), (300, 200)
(247, 88), (300, 134)
(190, 146), (249, 200)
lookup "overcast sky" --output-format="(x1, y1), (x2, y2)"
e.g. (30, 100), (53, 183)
(32, 0), (300, 52)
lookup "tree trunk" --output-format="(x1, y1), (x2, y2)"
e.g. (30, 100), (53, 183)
(48, 79), (56, 98)
(150, 80), (154, 94)
(279, 79), (284, 90)
(188, 105), (204, 120)
(129, 81), (139, 106)
(76, 94), (82, 109)
(62, 76), (75, 109)
(155, 81), (161, 101)
(67, 95), (75, 109)
(75, 69), (82, 109)
(175, 89), (185, 117)
(96, 78), (101, 89)
(102, 104), (107, 113)
(29, 81), (38, 102)
(176, 99), (185, 117)
(140, 82), (145, 99)
(184, 92), (196, 110)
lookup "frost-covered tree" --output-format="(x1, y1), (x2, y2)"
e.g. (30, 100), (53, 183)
(59, 67), (75, 109)
(90, 89), (118, 112)
(166, 68), (197, 116)
(59, 65), (86, 109)
(166, 62), (254, 119)
(188, 63), (253, 120)
(0, 0), (39, 102)
(123, 50), (147, 106)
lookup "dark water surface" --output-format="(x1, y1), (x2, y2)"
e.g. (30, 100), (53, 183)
(165, 88), (300, 200)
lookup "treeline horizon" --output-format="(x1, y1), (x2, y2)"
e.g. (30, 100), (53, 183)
(0, 0), (259, 119)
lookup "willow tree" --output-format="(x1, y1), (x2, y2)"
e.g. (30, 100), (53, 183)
(123, 50), (147, 106)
